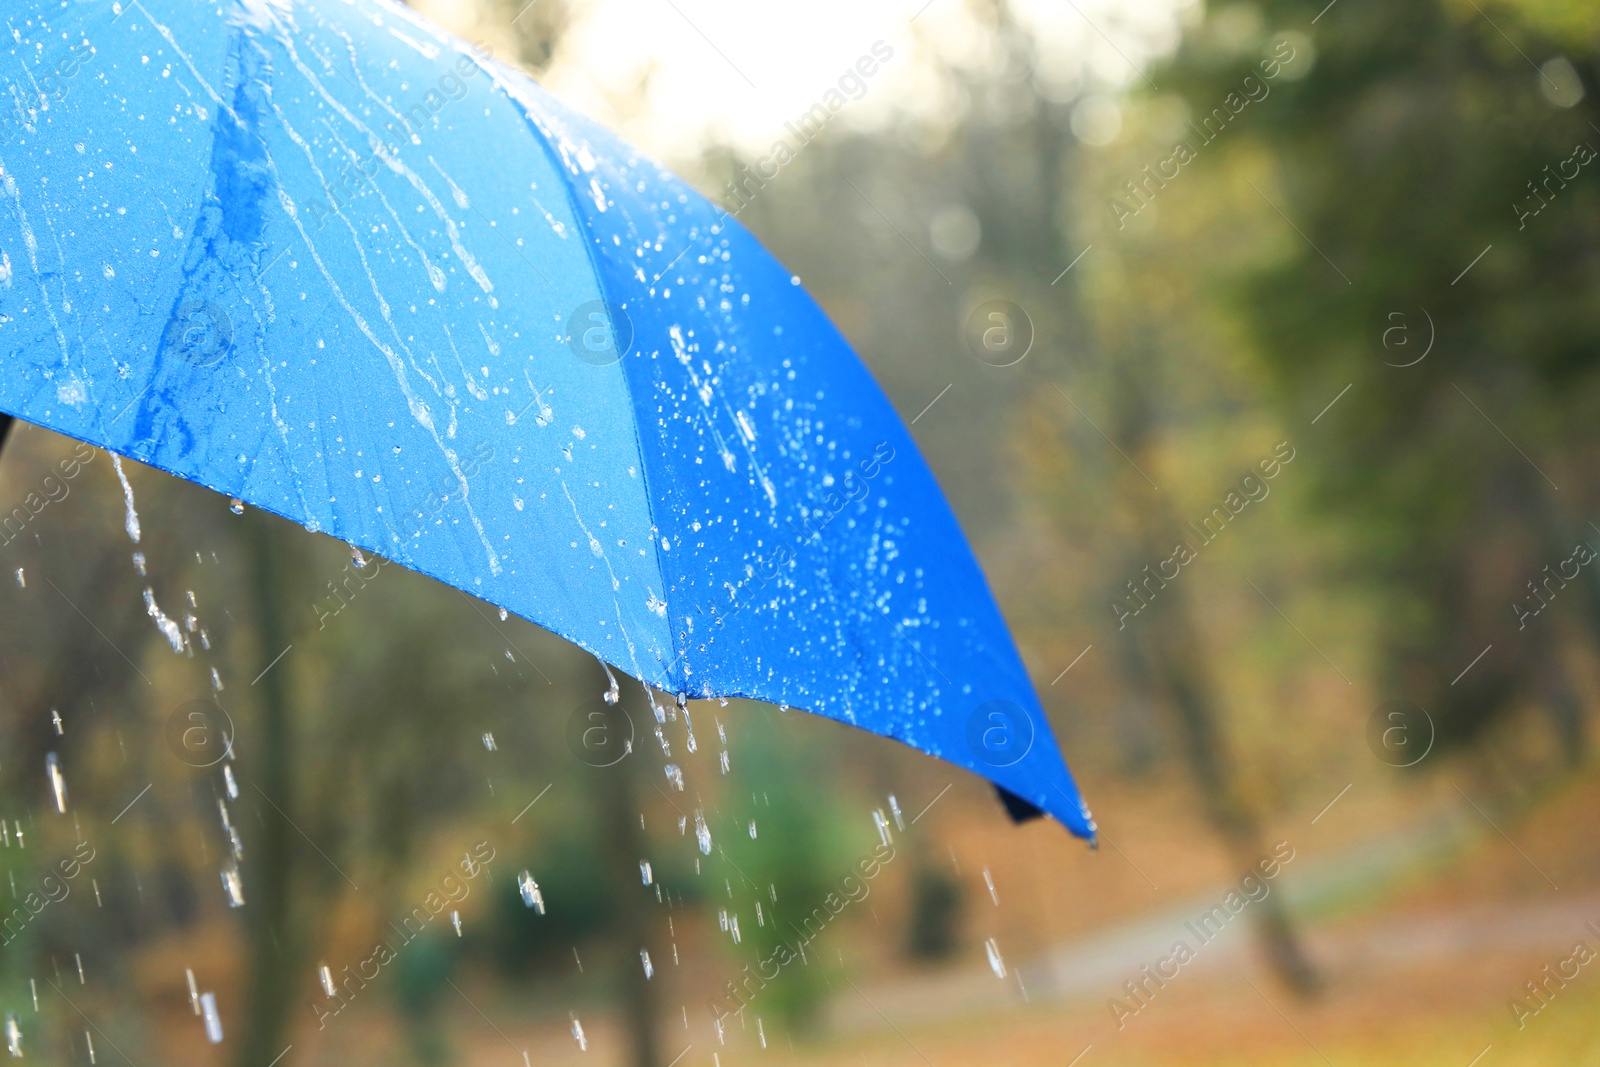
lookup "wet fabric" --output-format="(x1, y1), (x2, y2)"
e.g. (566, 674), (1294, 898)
(0, 0), (1092, 836)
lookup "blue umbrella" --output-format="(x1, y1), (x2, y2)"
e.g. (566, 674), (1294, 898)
(0, 0), (1092, 837)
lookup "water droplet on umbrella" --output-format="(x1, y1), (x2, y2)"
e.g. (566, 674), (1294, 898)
(498, 607), (508, 621)
(639, 949), (653, 979)
(350, 545), (366, 567)
(45, 753), (66, 814)
(599, 659), (620, 705)
(985, 938), (1007, 979)
(200, 991), (223, 1043)
(228, 498), (244, 515)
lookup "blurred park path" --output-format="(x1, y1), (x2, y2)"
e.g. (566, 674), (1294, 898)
(825, 799), (1590, 1034)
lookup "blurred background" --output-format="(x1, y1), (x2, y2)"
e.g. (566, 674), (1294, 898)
(5, 0), (1600, 1063)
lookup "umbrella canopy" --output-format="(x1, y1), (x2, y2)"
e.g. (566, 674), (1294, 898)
(0, 0), (1093, 837)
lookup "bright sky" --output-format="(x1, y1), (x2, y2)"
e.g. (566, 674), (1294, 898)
(413, 0), (1193, 161)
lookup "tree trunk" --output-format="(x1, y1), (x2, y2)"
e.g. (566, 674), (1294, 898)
(236, 513), (302, 1067)
(591, 694), (660, 1067)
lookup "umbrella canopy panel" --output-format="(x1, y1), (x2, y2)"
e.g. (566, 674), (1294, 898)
(0, 0), (1092, 836)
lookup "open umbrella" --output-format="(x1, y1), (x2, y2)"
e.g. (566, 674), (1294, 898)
(0, 0), (1092, 837)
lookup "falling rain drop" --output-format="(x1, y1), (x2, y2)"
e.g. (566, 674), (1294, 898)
(200, 991), (223, 1043)
(451, 910), (463, 936)
(983, 867), (999, 906)
(185, 969), (200, 1014)
(49, 709), (62, 736)
(319, 964), (336, 998)
(640, 860), (653, 885)
(10, 569), (21, 588)
(664, 764), (684, 791)
(223, 763), (238, 800)
(889, 794), (905, 831)
(143, 589), (185, 653)
(482, 732), (497, 752)
(719, 750), (730, 774)
(5, 1012), (20, 1057)
(640, 949), (653, 979)
(985, 937), (1007, 979)
(748, 820), (757, 839)
(45, 753), (66, 814)
(518, 871), (545, 914)
(872, 809), (892, 848)
(111, 454), (141, 543)
(132, 552), (146, 576)
(84, 1031), (95, 1064)
(221, 863), (245, 907)
(569, 1014), (587, 1052)
(693, 810), (712, 855)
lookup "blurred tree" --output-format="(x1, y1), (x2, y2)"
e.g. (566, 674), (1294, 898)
(905, 863), (964, 962)
(1143, 0), (1600, 778)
